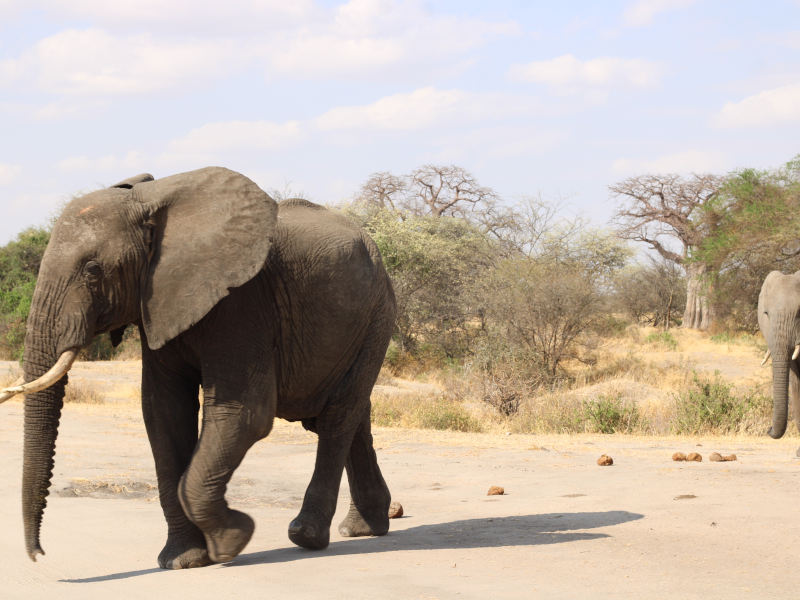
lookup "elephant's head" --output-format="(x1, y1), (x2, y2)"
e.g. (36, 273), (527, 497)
(3, 167), (277, 560)
(758, 270), (800, 439)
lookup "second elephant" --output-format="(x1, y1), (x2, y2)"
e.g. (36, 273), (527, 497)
(758, 270), (800, 453)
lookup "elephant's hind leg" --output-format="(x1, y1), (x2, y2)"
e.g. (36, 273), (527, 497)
(288, 422), (354, 550)
(338, 409), (391, 538)
(289, 325), (391, 549)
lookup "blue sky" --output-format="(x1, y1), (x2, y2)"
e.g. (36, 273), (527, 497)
(1, 0), (799, 243)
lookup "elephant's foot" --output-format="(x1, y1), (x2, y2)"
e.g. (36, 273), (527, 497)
(158, 530), (211, 569)
(338, 502), (389, 538)
(202, 509), (255, 563)
(288, 510), (330, 550)
(795, 446), (800, 458)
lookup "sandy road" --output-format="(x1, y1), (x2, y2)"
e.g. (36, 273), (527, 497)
(1, 392), (800, 600)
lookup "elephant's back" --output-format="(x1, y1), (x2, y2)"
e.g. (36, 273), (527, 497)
(268, 202), (394, 413)
(274, 201), (387, 284)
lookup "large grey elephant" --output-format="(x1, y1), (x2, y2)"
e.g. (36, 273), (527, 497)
(0, 167), (396, 568)
(758, 270), (800, 448)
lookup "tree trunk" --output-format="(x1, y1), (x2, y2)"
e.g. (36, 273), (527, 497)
(664, 289), (674, 331)
(683, 263), (713, 330)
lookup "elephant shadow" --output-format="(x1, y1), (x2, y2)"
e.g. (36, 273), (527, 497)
(62, 510), (642, 582)
(230, 510), (644, 567)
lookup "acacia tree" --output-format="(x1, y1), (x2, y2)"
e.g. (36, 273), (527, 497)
(355, 171), (406, 213)
(482, 228), (631, 378)
(610, 173), (723, 330)
(355, 164), (523, 248)
(364, 210), (495, 359)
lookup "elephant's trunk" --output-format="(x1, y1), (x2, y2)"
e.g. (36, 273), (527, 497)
(20, 282), (75, 561)
(768, 344), (791, 439)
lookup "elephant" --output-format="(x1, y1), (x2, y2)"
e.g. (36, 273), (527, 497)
(758, 270), (800, 451)
(0, 166), (397, 569)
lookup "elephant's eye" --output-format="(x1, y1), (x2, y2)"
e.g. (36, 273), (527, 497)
(83, 261), (103, 286)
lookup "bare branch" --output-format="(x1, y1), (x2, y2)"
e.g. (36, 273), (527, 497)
(610, 173), (723, 262)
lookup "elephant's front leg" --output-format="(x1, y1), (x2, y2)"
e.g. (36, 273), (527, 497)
(141, 352), (208, 569)
(178, 371), (276, 563)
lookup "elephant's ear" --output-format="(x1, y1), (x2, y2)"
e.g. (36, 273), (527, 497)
(111, 173), (154, 189)
(133, 167), (277, 350)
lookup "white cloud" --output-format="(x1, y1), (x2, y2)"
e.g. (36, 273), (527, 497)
(29, 0), (314, 33)
(1, 1), (518, 99)
(3, 28), (235, 95)
(56, 151), (147, 173)
(0, 163), (22, 185)
(315, 87), (536, 131)
(623, 0), (697, 27)
(264, 0), (518, 78)
(270, 35), (405, 75)
(509, 54), (661, 89)
(167, 121), (303, 158)
(714, 83), (800, 128)
(612, 149), (728, 174)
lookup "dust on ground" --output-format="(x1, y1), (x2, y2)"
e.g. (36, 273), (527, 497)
(0, 332), (792, 598)
(1, 398), (799, 599)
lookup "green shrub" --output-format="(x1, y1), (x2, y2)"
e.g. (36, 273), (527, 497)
(416, 398), (483, 432)
(645, 331), (678, 351)
(672, 372), (770, 434)
(370, 401), (403, 427)
(371, 392), (483, 432)
(582, 394), (643, 434)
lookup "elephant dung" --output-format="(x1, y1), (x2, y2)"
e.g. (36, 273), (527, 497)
(672, 452), (687, 461)
(487, 486), (505, 495)
(709, 452), (737, 462)
(597, 454), (613, 466)
(686, 452), (703, 462)
(388, 501), (404, 518)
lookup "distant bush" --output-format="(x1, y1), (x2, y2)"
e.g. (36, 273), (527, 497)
(672, 372), (770, 434)
(416, 398), (483, 432)
(645, 331), (678, 351)
(582, 394), (643, 434)
(371, 392), (483, 433)
(709, 332), (761, 348)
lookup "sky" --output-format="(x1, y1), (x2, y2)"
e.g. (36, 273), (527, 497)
(1, 0), (799, 244)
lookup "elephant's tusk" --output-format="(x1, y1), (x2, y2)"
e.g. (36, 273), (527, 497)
(794, 345), (800, 361)
(761, 349), (771, 367)
(0, 377), (24, 403)
(0, 349), (79, 404)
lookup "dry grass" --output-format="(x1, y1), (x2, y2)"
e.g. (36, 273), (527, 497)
(371, 389), (484, 433)
(373, 325), (778, 437)
(64, 381), (105, 404)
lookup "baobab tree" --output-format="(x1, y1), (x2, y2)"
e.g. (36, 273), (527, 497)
(610, 173), (723, 330)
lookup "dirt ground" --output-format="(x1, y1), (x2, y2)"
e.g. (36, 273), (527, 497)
(1, 358), (799, 599)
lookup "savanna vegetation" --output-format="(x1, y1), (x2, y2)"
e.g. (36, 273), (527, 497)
(2, 157), (798, 435)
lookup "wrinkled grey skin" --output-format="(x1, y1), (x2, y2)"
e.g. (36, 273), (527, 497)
(758, 271), (800, 453)
(19, 167), (396, 568)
